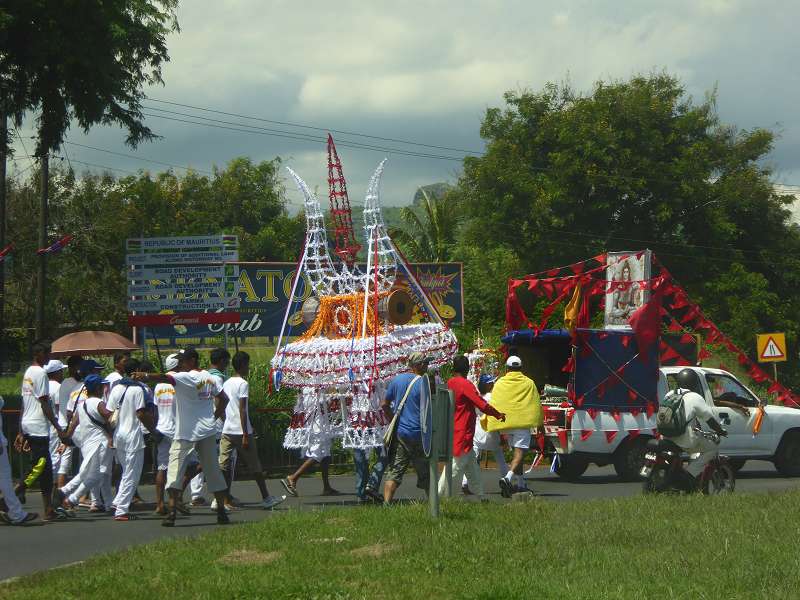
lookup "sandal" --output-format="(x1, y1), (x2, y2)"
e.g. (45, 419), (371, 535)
(175, 502), (191, 516)
(281, 478), (298, 497)
(161, 511), (176, 528)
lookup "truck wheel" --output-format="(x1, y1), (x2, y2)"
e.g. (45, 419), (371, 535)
(554, 455), (588, 481)
(614, 437), (649, 481)
(728, 459), (746, 472)
(774, 431), (800, 476)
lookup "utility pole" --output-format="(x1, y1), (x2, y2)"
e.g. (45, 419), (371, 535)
(35, 153), (48, 340)
(0, 100), (7, 351)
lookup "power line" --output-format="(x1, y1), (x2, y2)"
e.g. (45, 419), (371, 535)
(145, 97), (483, 155)
(64, 141), (214, 176)
(56, 156), (139, 175)
(141, 109), (465, 161)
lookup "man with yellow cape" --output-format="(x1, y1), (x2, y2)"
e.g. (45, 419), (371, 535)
(481, 355), (542, 497)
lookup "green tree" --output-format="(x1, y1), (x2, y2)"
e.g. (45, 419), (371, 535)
(389, 186), (459, 262)
(453, 73), (800, 386)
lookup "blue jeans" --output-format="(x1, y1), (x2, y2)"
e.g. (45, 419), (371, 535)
(353, 447), (389, 499)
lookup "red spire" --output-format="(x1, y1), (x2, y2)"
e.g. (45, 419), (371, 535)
(327, 134), (361, 265)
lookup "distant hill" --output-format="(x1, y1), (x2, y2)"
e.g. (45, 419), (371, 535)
(413, 183), (452, 206)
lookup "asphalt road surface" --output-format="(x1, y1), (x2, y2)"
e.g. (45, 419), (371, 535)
(2, 460), (799, 582)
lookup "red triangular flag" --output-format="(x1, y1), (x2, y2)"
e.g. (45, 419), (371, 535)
(628, 293), (663, 361)
(605, 430), (618, 444)
(629, 429), (640, 440)
(557, 429), (568, 449)
(587, 407), (599, 419)
(610, 408), (621, 423)
(575, 394), (584, 408)
(580, 429), (593, 441)
(630, 407), (641, 417)
(646, 402), (656, 418)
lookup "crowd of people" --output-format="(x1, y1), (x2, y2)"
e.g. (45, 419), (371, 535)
(1, 341), (544, 526)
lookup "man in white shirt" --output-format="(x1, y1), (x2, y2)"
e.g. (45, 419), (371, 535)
(219, 352), (285, 510)
(664, 368), (728, 488)
(106, 358), (157, 521)
(135, 347), (231, 526)
(153, 353), (178, 515)
(0, 395), (38, 525)
(55, 375), (115, 512)
(56, 356), (83, 488)
(45, 360), (67, 478)
(15, 341), (64, 521)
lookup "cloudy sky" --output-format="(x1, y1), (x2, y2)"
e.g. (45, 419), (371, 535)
(9, 0), (800, 209)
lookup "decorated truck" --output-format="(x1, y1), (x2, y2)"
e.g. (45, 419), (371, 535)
(503, 250), (800, 481)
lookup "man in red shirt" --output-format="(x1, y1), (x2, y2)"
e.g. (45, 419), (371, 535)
(437, 355), (505, 500)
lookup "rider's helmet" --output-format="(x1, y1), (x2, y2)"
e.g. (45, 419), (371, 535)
(676, 368), (703, 395)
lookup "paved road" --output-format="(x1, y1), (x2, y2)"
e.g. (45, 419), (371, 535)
(2, 460), (799, 581)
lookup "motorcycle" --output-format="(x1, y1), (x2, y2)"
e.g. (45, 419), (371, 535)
(640, 427), (735, 495)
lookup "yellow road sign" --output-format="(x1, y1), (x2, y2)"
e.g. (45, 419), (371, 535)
(757, 333), (787, 363)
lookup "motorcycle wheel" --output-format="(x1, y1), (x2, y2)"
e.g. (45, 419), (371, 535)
(642, 464), (670, 494)
(701, 463), (736, 495)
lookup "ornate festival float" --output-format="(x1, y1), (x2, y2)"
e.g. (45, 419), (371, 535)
(271, 136), (458, 453)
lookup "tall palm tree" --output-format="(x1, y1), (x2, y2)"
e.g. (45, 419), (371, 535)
(389, 186), (460, 262)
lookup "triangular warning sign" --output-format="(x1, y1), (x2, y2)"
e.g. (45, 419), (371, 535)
(761, 337), (785, 360)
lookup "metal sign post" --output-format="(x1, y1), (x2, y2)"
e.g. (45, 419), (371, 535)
(428, 384), (454, 518)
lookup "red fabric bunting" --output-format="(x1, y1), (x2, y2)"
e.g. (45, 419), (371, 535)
(679, 333), (695, 345)
(580, 429), (593, 441)
(587, 407), (599, 419)
(557, 429), (568, 448)
(646, 402), (656, 418)
(575, 394), (584, 408)
(628, 291), (663, 361)
(629, 429), (640, 440)
(697, 348), (712, 360)
(628, 389), (638, 403)
(630, 407), (641, 417)
(611, 408), (621, 423)
(605, 430), (618, 444)
(668, 321), (683, 333)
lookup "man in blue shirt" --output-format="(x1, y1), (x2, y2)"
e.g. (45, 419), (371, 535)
(382, 353), (431, 503)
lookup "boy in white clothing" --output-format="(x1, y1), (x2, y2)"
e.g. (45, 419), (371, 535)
(45, 360), (67, 478)
(56, 356), (83, 488)
(219, 352), (285, 510)
(106, 358), (157, 521)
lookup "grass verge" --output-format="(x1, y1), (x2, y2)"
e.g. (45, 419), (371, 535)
(3, 489), (800, 599)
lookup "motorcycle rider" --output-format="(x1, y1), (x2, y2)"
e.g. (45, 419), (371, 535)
(665, 368), (728, 489)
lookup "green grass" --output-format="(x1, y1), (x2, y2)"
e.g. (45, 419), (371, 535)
(3, 490), (800, 599)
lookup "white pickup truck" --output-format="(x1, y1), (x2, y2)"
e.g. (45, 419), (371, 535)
(544, 366), (800, 481)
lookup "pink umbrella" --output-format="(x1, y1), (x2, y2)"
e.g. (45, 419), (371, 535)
(50, 331), (138, 357)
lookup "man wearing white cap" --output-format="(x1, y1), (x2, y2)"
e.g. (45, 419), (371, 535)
(45, 360), (68, 478)
(481, 355), (543, 498)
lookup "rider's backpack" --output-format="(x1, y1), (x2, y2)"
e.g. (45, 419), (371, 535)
(656, 390), (688, 437)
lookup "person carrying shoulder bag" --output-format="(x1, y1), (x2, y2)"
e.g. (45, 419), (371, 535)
(382, 353), (434, 504)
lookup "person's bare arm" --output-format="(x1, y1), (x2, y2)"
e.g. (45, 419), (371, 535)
(713, 399), (750, 417)
(214, 390), (230, 420)
(38, 395), (62, 433)
(239, 397), (249, 447)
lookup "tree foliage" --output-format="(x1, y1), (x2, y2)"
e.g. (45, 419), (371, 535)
(0, 0), (179, 154)
(389, 186), (460, 262)
(3, 158), (303, 340)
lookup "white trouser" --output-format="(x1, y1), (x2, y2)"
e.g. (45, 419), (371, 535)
(49, 434), (62, 476)
(440, 452), (485, 498)
(61, 442), (113, 506)
(464, 432), (508, 485)
(1, 443), (27, 522)
(113, 448), (144, 516)
(190, 471), (205, 499)
(58, 446), (74, 476)
(684, 436), (718, 477)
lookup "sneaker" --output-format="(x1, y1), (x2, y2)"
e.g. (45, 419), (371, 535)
(11, 512), (39, 526)
(499, 477), (513, 499)
(190, 497), (207, 506)
(261, 495), (286, 510)
(114, 514), (138, 522)
(281, 478), (298, 497)
(216, 511), (230, 525)
(364, 488), (384, 504)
